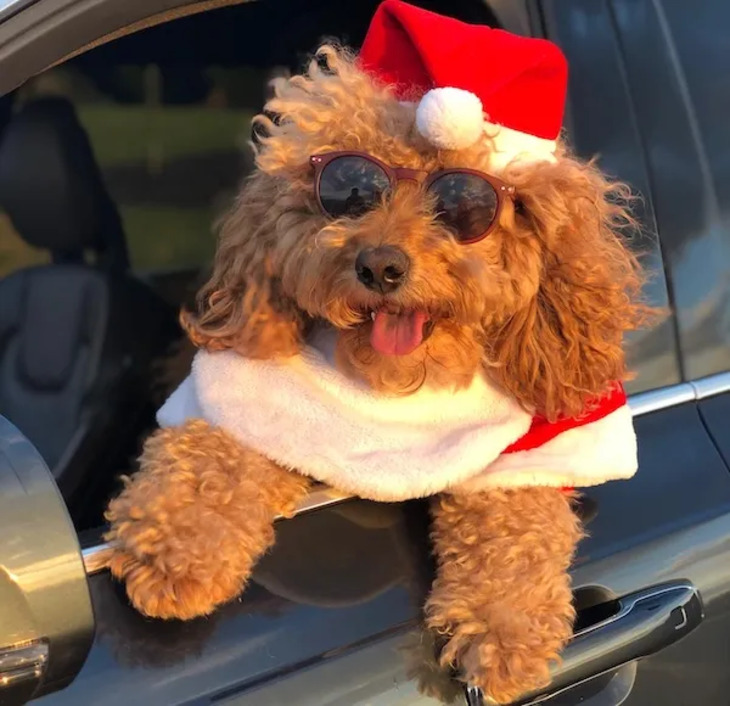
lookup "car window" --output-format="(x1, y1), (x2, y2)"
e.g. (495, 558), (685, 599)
(604, 0), (730, 382)
(13, 64), (257, 277)
(0, 0), (676, 537)
(0, 3), (279, 530)
(544, 0), (682, 394)
(647, 0), (730, 380)
(0, 87), (48, 274)
(0, 213), (49, 275)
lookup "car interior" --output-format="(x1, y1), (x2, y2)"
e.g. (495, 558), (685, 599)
(0, 94), (179, 525)
(0, 0), (502, 531)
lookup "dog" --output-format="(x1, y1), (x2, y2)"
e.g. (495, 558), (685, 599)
(104, 4), (652, 701)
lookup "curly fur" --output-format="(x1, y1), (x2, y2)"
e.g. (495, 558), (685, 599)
(487, 158), (654, 419)
(107, 44), (656, 699)
(105, 420), (310, 619)
(426, 488), (584, 703)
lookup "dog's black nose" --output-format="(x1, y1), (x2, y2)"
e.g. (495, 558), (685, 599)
(356, 246), (410, 293)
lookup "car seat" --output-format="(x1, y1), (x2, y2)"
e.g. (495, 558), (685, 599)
(0, 96), (178, 513)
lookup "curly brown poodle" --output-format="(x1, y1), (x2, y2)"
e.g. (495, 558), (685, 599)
(105, 46), (651, 703)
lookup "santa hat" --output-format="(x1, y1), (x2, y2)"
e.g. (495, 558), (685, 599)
(359, 0), (568, 169)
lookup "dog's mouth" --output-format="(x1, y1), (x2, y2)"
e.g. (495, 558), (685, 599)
(367, 307), (434, 356)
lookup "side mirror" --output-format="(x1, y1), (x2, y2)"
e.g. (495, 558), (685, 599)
(0, 416), (94, 705)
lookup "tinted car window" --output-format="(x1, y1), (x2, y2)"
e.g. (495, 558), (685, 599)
(544, 0), (681, 394)
(0, 16), (275, 528)
(655, 0), (730, 379)
(13, 63), (259, 276)
(607, 0), (730, 381)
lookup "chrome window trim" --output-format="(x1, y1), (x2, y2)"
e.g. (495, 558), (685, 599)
(692, 371), (730, 401)
(81, 371), (730, 575)
(628, 371), (730, 415)
(628, 382), (695, 416)
(81, 486), (353, 574)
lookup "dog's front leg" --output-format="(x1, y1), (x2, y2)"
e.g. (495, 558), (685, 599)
(426, 487), (584, 704)
(104, 419), (310, 620)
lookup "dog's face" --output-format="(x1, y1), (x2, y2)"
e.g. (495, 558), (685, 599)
(184, 47), (649, 420)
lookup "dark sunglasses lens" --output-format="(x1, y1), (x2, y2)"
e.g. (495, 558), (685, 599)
(429, 173), (499, 242)
(318, 156), (391, 218)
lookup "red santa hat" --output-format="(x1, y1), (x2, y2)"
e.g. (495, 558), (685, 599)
(359, 0), (568, 168)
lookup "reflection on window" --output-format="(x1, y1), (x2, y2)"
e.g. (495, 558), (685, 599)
(13, 63), (262, 275)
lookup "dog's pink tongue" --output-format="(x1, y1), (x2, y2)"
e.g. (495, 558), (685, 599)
(371, 309), (429, 356)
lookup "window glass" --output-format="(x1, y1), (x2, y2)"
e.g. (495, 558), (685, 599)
(0, 214), (48, 276)
(0, 9), (276, 530)
(654, 0), (730, 379)
(544, 0), (682, 394)
(607, 0), (730, 381)
(15, 63), (260, 276)
(1, 0), (678, 535)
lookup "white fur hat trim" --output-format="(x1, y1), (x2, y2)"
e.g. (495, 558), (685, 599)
(484, 121), (558, 170)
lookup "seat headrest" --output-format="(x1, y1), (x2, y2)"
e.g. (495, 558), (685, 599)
(0, 97), (128, 269)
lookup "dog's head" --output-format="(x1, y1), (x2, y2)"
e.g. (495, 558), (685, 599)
(183, 47), (651, 420)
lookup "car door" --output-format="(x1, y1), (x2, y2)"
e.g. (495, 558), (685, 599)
(2, 1), (730, 705)
(533, 1), (730, 704)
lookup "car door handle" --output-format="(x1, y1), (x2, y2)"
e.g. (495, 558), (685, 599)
(466, 580), (704, 705)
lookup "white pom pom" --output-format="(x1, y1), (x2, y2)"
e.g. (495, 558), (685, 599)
(415, 87), (484, 150)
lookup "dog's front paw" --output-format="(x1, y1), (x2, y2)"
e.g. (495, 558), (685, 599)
(107, 547), (245, 620)
(102, 421), (307, 621)
(399, 628), (465, 705)
(431, 606), (573, 705)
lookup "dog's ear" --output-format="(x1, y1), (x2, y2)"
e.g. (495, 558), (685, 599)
(181, 171), (305, 359)
(487, 157), (653, 421)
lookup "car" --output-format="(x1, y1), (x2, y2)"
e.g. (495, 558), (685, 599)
(1, 0), (730, 704)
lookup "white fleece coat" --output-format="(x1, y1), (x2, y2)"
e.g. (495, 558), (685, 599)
(157, 328), (637, 501)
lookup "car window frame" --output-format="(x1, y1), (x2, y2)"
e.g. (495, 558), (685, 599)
(0, 0), (249, 97)
(3, 0), (730, 572)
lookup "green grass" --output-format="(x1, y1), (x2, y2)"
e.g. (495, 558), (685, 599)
(0, 214), (48, 277)
(77, 105), (255, 167)
(77, 105), (249, 272)
(0, 206), (218, 276)
(122, 205), (218, 272)
(1, 105), (251, 277)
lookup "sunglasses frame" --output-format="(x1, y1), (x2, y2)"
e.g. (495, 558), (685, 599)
(309, 150), (516, 244)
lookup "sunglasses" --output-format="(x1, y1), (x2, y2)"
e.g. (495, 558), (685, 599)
(310, 151), (516, 244)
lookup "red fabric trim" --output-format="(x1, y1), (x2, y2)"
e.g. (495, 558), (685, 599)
(359, 0), (567, 139)
(504, 384), (627, 454)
